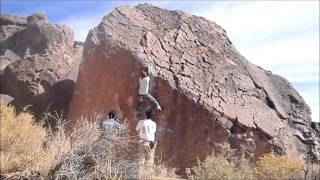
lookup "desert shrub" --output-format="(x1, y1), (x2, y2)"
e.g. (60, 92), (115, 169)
(1, 105), (308, 180)
(31, 126), (71, 175)
(1, 106), (178, 179)
(54, 119), (113, 179)
(0, 105), (46, 173)
(53, 116), (179, 180)
(186, 144), (256, 180)
(138, 163), (179, 180)
(0, 105), (70, 177)
(256, 153), (305, 180)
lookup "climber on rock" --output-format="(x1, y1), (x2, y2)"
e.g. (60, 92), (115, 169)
(136, 108), (157, 166)
(137, 66), (162, 112)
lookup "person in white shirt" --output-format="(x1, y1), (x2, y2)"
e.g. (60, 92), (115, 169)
(136, 109), (157, 166)
(101, 110), (120, 135)
(138, 68), (162, 112)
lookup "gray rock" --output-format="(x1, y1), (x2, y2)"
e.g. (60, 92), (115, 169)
(0, 13), (27, 26)
(0, 49), (21, 72)
(27, 12), (48, 25)
(0, 14), (27, 42)
(311, 122), (320, 135)
(0, 94), (14, 105)
(0, 12), (82, 121)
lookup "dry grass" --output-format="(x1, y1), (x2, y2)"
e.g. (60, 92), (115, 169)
(31, 127), (71, 175)
(0, 105), (46, 173)
(2, 104), (306, 180)
(138, 163), (181, 180)
(1, 105), (179, 179)
(52, 114), (129, 179)
(0, 104), (179, 179)
(186, 143), (256, 180)
(256, 153), (305, 180)
(54, 118), (179, 180)
(0, 105), (71, 177)
(186, 143), (308, 180)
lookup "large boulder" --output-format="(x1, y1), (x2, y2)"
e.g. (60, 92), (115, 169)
(0, 13), (82, 121)
(0, 13), (27, 41)
(0, 14), (26, 74)
(67, 4), (319, 172)
(0, 49), (21, 73)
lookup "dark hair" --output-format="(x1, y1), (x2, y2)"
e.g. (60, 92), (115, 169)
(108, 110), (117, 119)
(140, 70), (148, 78)
(146, 109), (154, 119)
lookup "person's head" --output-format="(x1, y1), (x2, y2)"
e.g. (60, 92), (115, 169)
(146, 109), (155, 119)
(108, 110), (117, 119)
(140, 70), (148, 78)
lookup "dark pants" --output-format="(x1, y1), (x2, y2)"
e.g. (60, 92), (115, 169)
(137, 93), (161, 112)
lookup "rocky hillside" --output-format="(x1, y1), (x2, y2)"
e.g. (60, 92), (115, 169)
(0, 13), (82, 122)
(66, 3), (319, 175)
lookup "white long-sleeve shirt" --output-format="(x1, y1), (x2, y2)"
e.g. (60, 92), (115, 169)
(136, 119), (156, 142)
(139, 76), (150, 95)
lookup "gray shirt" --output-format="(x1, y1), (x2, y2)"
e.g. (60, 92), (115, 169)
(102, 118), (120, 132)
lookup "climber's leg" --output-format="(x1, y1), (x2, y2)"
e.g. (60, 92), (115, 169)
(144, 93), (161, 111)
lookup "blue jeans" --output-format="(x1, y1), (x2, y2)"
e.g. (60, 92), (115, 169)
(138, 93), (161, 111)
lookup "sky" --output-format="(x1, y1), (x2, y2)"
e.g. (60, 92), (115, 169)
(1, 0), (319, 122)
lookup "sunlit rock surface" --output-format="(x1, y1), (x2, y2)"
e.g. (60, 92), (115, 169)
(67, 4), (319, 174)
(0, 12), (82, 120)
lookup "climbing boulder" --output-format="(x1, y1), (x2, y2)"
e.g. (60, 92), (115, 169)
(67, 4), (319, 172)
(0, 13), (82, 121)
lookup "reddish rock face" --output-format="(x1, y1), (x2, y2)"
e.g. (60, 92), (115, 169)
(67, 4), (319, 172)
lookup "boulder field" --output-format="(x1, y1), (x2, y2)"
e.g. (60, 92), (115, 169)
(0, 12), (82, 122)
